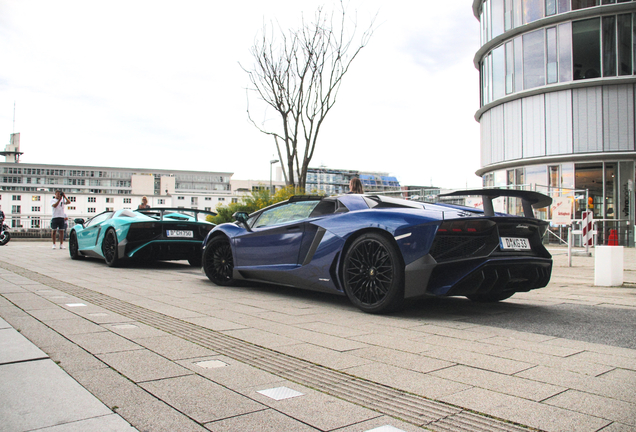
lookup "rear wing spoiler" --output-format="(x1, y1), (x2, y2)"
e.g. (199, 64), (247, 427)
(439, 189), (552, 218)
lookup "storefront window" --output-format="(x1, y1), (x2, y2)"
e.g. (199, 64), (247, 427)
(526, 164), (548, 194)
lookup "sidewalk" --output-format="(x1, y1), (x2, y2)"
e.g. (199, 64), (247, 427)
(0, 316), (137, 431)
(1, 242), (635, 432)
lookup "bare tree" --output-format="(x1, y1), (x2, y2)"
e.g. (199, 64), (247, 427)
(243, 2), (374, 189)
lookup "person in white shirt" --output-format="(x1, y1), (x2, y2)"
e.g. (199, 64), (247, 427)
(50, 190), (70, 249)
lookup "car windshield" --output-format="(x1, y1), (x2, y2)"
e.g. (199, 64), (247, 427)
(85, 211), (114, 227)
(253, 201), (320, 228)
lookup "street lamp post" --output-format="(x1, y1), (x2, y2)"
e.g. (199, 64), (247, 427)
(270, 159), (279, 195)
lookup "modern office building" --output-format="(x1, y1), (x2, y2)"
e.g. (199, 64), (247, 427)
(474, 0), (636, 245)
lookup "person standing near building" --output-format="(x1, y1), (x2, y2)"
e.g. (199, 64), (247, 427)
(348, 177), (364, 194)
(50, 190), (70, 249)
(138, 196), (150, 209)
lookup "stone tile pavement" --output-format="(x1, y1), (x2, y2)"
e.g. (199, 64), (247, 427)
(0, 241), (635, 431)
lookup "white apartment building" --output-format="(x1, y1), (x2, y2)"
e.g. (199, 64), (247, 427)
(0, 158), (233, 229)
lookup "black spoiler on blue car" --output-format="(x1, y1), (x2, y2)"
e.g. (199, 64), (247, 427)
(439, 189), (552, 218)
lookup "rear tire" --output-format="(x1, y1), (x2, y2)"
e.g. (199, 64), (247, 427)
(342, 233), (404, 314)
(203, 236), (235, 286)
(102, 229), (120, 267)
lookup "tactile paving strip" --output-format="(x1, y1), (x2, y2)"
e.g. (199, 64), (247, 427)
(0, 262), (532, 432)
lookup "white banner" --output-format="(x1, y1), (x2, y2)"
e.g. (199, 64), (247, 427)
(551, 196), (572, 225)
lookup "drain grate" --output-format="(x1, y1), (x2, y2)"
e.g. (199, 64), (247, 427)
(0, 262), (532, 432)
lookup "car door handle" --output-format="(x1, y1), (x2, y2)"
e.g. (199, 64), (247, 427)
(286, 226), (301, 231)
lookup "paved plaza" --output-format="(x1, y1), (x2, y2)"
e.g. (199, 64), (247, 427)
(1, 241), (635, 432)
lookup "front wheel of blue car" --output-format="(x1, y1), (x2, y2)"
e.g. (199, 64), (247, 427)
(203, 236), (235, 286)
(343, 233), (404, 314)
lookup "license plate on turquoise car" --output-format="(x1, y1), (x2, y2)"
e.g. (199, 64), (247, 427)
(167, 230), (193, 238)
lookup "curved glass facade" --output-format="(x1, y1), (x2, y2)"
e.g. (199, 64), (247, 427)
(474, 0), (636, 246)
(480, 5), (635, 105)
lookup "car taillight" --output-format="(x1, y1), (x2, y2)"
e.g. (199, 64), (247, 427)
(437, 220), (495, 234)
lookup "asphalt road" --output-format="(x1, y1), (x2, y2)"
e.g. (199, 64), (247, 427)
(404, 297), (636, 350)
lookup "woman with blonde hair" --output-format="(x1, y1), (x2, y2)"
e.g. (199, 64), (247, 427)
(138, 196), (150, 209)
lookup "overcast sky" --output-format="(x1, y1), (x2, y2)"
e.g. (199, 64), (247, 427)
(0, 0), (482, 189)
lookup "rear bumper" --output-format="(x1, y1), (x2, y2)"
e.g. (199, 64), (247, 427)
(427, 257), (552, 297)
(403, 254), (552, 299)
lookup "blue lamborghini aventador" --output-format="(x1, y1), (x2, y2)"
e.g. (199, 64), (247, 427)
(201, 190), (553, 313)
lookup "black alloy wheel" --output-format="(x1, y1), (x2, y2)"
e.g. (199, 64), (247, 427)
(102, 229), (120, 267)
(203, 236), (235, 286)
(69, 231), (82, 259)
(342, 232), (404, 314)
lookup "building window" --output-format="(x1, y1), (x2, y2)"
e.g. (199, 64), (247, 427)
(523, 0), (544, 25)
(603, 15), (617, 77)
(88, 196), (96, 203)
(123, 198), (131, 204)
(88, 208), (96, 213)
(158, 199), (165, 204)
(218, 197), (225, 201)
(573, 18), (601, 80)
(546, 27), (558, 84)
(69, 196), (76, 202)
(12, 205), (21, 213)
(205, 197), (212, 201)
(618, 14), (633, 75)
(232, 198), (238, 203)
(67, 206), (76, 210)
(106, 207), (114, 212)
(205, 207), (211, 211)
(31, 206), (40, 212)
(106, 197), (114, 203)
(31, 195), (41, 201)
(31, 218), (41, 229)
(177, 196), (184, 200)
(523, 29), (546, 89)
(12, 195), (21, 201)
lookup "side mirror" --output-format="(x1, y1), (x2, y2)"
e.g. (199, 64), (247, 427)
(232, 212), (252, 232)
(74, 218), (85, 225)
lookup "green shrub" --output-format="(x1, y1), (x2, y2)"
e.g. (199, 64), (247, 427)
(207, 185), (321, 224)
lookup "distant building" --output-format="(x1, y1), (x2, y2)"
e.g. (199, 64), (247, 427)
(305, 167), (401, 195)
(0, 158), (232, 229)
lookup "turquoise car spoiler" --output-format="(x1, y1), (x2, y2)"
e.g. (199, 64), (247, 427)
(137, 207), (217, 222)
(439, 189), (552, 218)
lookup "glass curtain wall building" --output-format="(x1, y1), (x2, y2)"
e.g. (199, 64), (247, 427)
(474, 0), (636, 245)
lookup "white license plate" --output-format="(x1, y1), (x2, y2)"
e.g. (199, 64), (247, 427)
(500, 237), (531, 250)
(166, 230), (193, 238)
